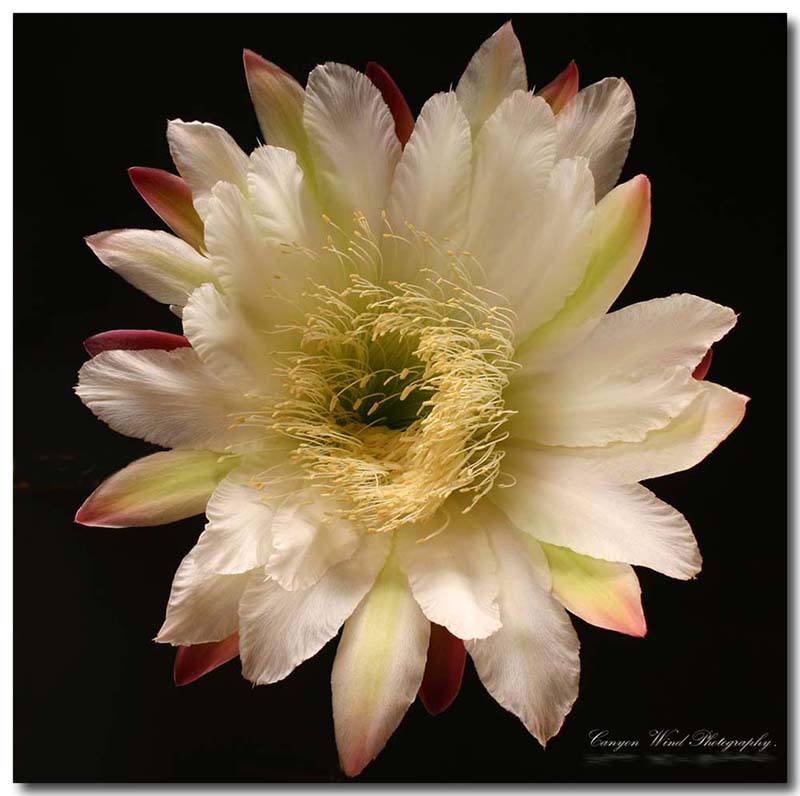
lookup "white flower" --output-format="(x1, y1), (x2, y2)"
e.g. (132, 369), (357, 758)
(75, 22), (747, 777)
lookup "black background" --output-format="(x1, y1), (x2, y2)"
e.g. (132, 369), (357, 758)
(14, 13), (787, 784)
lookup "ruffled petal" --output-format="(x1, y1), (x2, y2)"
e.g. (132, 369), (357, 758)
(542, 543), (646, 637)
(167, 120), (250, 219)
(493, 451), (702, 579)
(465, 522), (580, 746)
(128, 167), (205, 251)
(75, 449), (237, 528)
(85, 229), (214, 307)
(332, 555), (429, 777)
(174, 633), (239, 686)
(455, 21), (527, 136)
(238, 533), (391, 685)
(556, 77), (636, 198)
(75, 348), (261, 451)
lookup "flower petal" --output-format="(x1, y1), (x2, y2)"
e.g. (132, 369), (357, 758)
(304, 62), (401, 234)
(167, 120), (250, 219)
(493, 450), (702, 579)
(365, 61), (415, 146)
(467, 91), (556, 277)
(128, 167), (205, 251)
(464, 522), (580, 746)
(536, 381), (748, 485)
(556, 77), (636, 199)
(396, 511), (501, 640)
(156, 549), (252, 645)
(75, 348), (261, 451)
(83, 329), (190, 357)
(385, 92), (471, 280)
(455, 21), (527, 136)
(85, 229), (214, 307)
(238, 533), (391, 685)
(266, 490), (360, 591)
(693, 347), (713, 380)
(243, 49), (314, 179)
(541, 543), (646, 637)
(174, 633), (239, 686)
(418, 623), (466, 716)
(75, 449), (238, 528)
(332, 555), (429, 777)
(517, 173), (651, 369)
(536, 61), (580, 114)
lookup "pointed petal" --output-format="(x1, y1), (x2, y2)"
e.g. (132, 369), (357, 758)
(85, 229), (214, 308)
(75, 348), (261, 450)
(542, 543), (646, 637)
(83, 329), (190, 357)
(465, 523), (580, 746)
(366, 61), (415, 146)
(456, 21), (527, 136)
(693, 347), (713, 380)
(243, 49), (314, 179)
(557, 77), (636, 199)
(332, 556), (429, 777)
(517, 174), (651, 368)
(493, 451), (702, 579)
(156, 550), (252, 645)
(536, 61), (579, 114)
(128, 167), (205, 250)
(238, 533), (391, 685)
(75, 449), (238, 528)
(174, 633), (239, 686)
(167, 120), (250, 219)
(418, 623), (466, 716)
(304, 62), (401, 234)
(396, 513), (501, 640)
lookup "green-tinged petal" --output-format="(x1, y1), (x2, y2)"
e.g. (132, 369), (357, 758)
(541, 543), (646, 637)
(243, 49), (314, 182)
(517, 173), (651, 368)
(455, 21), (527, 136)
(85, 229), (215, 308)
(75, 449), (238, 528)
(332, 554), (430, 777)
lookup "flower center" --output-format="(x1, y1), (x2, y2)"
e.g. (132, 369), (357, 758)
(270, 266), (518, 535)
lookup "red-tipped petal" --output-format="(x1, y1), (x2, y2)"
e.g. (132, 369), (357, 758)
(366, 62), (415, 147)
(174, 633), (239, 686)
(536, 60), (579, 114)
(693, 347), (713, 380)
(128, 166), (205, 251)
(83, 329), (190, 357)
(418, 623), (466, 716)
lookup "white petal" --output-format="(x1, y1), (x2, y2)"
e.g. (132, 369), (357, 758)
(492, 451), (702, 579)
(332, 556), (429, 777)
(543, 381), (748, 484)
(396, 511), (500, 640)
(76, 449), (237, 528)
(467, 92), (556, 279)
(266, 491), (360, 591)
(510, 294), (737, 447)
(465, 522), (580, 746)
(304, 62), (401, 236)
(86, 229), (214, 307)
(75, 348), (261, 451)
(247, 145), (322, 248)
(455, 21), (527, 136)
(385, 92), (471, 271)
(192, 472), (276, 575)
(156, 548), (252, 644)
(556, 77), (636, 198)
(182, 283), (279, 394)
(502, 157), (595, 340)
(167, 120), (250, 219)
(238, 533), (391, 685)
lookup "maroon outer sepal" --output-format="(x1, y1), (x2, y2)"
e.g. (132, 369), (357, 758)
(418, 623), (466, 716)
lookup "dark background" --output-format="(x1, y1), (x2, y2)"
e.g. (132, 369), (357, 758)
(14, 13), (787, 784)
